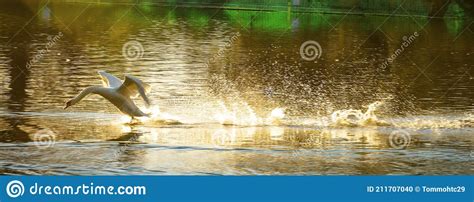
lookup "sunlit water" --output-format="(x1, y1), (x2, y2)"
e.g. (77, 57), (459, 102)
(0, 2), (473, 175)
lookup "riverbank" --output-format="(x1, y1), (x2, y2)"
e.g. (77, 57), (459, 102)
(3, 0), (472, 18)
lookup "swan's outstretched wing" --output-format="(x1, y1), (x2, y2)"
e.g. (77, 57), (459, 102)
(98, 71), (122, 88)
(117, 75), (151, 106)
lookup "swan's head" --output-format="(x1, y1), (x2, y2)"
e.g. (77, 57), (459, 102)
(64, 100), (73, 109)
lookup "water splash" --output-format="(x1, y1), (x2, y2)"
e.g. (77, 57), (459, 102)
(391, 112), (474, 129)
(129, 106), (183, 125)
(214, 101), (285, 126)
(119, 115), (133, 124)
(266, 107), (285, 125)
(116, 100), (472, 130)
(330, 101), (388, 127)
(214, 101), (237, 125)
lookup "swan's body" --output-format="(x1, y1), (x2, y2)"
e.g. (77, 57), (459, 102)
(64, 71), (151, 118)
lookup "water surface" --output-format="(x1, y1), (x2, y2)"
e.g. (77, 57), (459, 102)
(0, 2), (472, 175)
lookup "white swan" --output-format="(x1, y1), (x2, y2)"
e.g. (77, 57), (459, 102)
(64, 71), (151, 119)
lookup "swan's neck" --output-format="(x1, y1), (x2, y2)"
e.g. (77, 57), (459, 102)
(72, 86), (107, 105)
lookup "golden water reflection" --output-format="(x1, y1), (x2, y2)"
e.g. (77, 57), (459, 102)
(0, 3), (472, 175)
